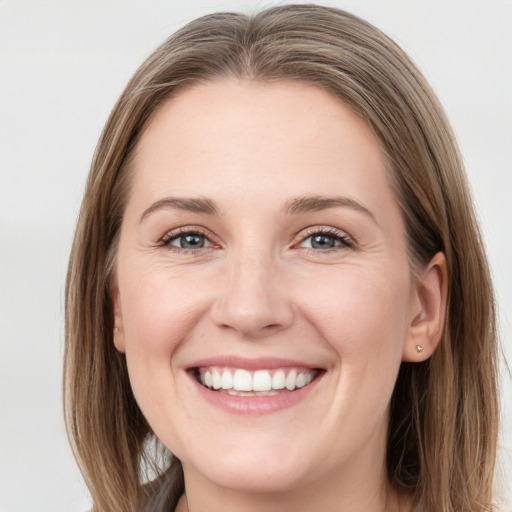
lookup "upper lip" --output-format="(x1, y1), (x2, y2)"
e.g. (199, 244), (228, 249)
(187, 355), (323, 371)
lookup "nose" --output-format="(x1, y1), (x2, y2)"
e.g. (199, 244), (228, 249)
(210, 250), (294, 339)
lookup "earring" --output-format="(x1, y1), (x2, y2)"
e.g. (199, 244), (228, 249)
(416, 345), (423, 353)
(114, 326), (119, 332)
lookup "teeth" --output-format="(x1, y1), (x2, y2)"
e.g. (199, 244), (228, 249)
(233, 369), (252, 391)
(285, 369), (297, 391)
(253, 370), (272, 391)
(221, 370), (233, 389)
(198, 367), (316, 393)
(271, 369), (285, 390)
(212, 369), (222, 390)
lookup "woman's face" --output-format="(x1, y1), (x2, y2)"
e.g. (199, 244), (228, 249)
(114, 80), (422, 494)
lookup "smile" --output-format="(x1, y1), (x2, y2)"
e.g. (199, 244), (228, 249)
(187, 357), (325, 414)
(197, 367), (317, 396)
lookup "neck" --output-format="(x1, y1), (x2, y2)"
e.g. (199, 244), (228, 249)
(176, 474), (411, 512)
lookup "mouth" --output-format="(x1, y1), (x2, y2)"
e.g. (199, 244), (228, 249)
(186, 356), (325, 414)
(191, 366), (322, 397)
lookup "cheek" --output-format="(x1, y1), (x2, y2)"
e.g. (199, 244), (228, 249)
(299, 266), (410, 345)
(117, 267), (212, 419)
(295, 265), (411, 396)
(120, 265), (211, 356)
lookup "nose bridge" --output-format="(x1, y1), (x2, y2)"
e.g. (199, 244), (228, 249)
(211, 242), (293, 337)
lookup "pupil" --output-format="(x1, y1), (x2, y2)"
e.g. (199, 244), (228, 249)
(312, 234), (335, 249)
(181, 234), (204, 249)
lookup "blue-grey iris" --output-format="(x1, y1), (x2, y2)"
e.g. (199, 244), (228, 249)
(311, 234), (336, 249)
(181, 234), (205, 249)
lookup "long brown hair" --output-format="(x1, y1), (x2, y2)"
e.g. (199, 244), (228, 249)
(64, 5), (498, 511)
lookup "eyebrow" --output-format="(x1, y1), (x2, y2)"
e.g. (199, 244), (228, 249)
(140, 196), (217, 222)
(285, 195), (376, 223)
(139, 194), (376, 223)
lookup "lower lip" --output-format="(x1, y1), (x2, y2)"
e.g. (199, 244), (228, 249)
(188, 371), (323, 415)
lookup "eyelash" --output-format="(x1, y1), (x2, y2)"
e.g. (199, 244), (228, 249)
(158, 226), (355, 254)
(296, 226), (355, 252)
(159, 226), (216, 253)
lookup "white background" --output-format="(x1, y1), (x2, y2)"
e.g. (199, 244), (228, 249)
(1, 1), (511, 511)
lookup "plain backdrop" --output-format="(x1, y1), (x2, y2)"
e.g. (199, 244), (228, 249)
(1, 1), (511, 511)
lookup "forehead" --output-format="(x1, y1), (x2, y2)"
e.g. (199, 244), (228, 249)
(129, 79), (396, 218)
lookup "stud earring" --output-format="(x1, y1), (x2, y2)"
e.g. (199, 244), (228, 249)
(114, 326), (119, 332)
(416, 345), (423, 353)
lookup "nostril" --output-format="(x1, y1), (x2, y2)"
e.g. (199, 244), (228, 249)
(209, 273), (295, 337)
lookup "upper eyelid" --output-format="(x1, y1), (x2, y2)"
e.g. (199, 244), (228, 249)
(294, 227), (357, 252)
(294, 226), (354, 242)
(160, 226), (218, 245)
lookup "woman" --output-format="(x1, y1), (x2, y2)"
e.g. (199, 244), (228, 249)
(64, 4), (499, 511)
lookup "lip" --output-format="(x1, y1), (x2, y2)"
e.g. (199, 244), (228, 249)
(187, 355), (322, 371)
(185, 355), (325, 415)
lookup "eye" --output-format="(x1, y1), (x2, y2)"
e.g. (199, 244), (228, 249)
(161, 230), (212, 251)
(298, 228), (354, 251)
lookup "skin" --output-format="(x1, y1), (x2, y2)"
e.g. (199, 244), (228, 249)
(113, 80), (447, 512)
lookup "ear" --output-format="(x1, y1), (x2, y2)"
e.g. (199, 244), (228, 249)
(403, 252), (448, 362)
(112, 284), (126, 353)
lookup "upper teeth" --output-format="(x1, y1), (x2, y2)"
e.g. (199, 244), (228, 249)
(198, 367), (315, 392)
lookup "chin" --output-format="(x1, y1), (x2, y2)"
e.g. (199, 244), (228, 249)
(191, 455), (310, 494)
